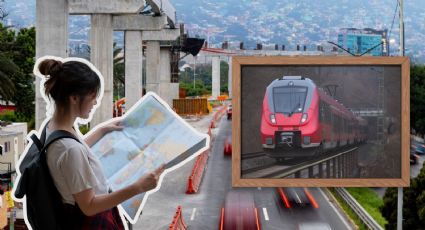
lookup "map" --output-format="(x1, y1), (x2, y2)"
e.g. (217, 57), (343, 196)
(91, 92), (209, 224)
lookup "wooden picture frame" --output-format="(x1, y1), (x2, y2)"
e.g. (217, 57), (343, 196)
(232, 56), (410, 187)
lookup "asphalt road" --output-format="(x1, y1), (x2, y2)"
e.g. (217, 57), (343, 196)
(133, 116), (354, 230)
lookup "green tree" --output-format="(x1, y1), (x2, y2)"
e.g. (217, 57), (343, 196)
(381, 166), (425, 229)
(411, 64), (425, 135)
(0, 52), (17, 101)
(0, 23), (35, 123)
(10, 27), (35, 120)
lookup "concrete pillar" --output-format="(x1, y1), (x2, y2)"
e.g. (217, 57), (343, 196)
(35, 0), (68, 129)
(145, 41), (160, 94)
(90, 14), (113, 126)
(212, 56), (220, 99)
(125, 31), (143, 109)
(228, 57), (232, 98)
(159, 47), (173, 106)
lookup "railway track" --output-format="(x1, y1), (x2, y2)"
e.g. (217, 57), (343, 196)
(242, 147), (359, 178)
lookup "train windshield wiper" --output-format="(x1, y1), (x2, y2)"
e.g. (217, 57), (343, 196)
(288, 102), (301, 117)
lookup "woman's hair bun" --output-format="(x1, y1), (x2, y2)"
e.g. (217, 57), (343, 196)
(39, 59), (63, 76)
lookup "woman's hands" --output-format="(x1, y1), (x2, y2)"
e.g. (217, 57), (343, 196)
(101, 119), (124, 134)
(84, 119), (124, 147)
(131, 164), (166, 194)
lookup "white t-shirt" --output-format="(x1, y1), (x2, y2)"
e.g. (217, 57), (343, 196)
(46, 128), (110, 205)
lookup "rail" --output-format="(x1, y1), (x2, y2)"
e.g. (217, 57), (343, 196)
(263, 147), (358, 178)
(335, 188), (384, 230)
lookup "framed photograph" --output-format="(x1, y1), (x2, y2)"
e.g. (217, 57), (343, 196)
(232, 56), (410, 187)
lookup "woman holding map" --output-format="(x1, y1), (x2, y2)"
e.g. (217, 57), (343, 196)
(35, 57), (164, 229)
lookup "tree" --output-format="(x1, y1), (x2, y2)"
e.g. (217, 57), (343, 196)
(0, 52), (17, 101)
(0, 23), (35, 122)
(410, 65), (425, 135)
(381, 165), (425, 230)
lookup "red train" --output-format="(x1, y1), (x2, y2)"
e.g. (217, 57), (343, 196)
(260, 76), (367, 160)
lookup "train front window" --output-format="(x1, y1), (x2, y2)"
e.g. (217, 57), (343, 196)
(273, 86), (308, 115)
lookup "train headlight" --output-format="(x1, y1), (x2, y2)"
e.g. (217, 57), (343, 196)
(300, 113), (308, 123)
(270, 114), (276, 124)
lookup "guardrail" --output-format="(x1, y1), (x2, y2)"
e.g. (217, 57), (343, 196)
(168, 206), (188, 230)
(335, 188), (384, 230)
(186, 106), (227, 194)
(264, 147), (358, 178)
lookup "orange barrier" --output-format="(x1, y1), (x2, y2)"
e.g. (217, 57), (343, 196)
(168, 206), (188, 230)
(186, 106), (228, 194)
(186, 150), (209, 194)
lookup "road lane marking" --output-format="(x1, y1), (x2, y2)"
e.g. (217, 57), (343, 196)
(190, 208), (196, 221)
(258, 187), (262, 190)
(262, 207), (269, 221)
(318, 188), (352, 230)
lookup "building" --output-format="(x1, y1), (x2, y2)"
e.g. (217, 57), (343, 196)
(337, 28), (389, 56)
(0, 123), (27, 189)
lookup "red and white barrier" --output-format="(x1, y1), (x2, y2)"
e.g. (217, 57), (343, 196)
(168, 206), (188, 230)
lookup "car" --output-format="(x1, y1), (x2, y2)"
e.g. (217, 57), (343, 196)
(276, 187), (319, 209)
(227, 104), (232, 120)
(411, 152), (419, 165)
(410, 144), (420, 165)
(220, 191), (261, 230)
(412, 140), (425, 155)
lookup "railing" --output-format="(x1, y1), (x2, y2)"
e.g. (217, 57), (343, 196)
(335, 188), (384, 230)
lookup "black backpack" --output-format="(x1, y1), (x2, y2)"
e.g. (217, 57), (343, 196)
(14, 124), (83, 230)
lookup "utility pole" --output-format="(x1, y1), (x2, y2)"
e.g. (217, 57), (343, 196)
(399, 0), (405, 56)
(397, 1), (404, 230)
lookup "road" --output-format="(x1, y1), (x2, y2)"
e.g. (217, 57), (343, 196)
(134, 115), (354, 229)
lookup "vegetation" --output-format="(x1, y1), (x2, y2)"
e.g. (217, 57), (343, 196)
(328, 188), (368, 230)
(381, 162), (425, 229)
(0, 22), (35, 127)
(346, 188), (387, 228)
(411, 64), (425, 135)
(179, 60), (229, 97)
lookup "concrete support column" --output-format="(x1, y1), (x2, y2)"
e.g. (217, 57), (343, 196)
(159, 47), (174, 106)
(35, 0), (68, 129)
(125, 31), (143, 109)
(145, 41), (160, 94)
(212, 56), (220, 99)
(228, 57), (232, 98)
(90, 14), (113, 126)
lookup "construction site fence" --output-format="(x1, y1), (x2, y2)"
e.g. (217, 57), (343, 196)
(173, 98), (209, 115)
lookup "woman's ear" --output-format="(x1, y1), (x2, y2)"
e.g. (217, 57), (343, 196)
(70, 95), (79, 105)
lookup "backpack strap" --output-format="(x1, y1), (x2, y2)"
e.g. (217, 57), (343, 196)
(30, 121), (51, 151)
(41, 130), (81, 154)
(30, 134), (43, 151)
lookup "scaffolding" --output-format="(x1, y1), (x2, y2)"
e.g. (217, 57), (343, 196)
(376, 69), (385, 144)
